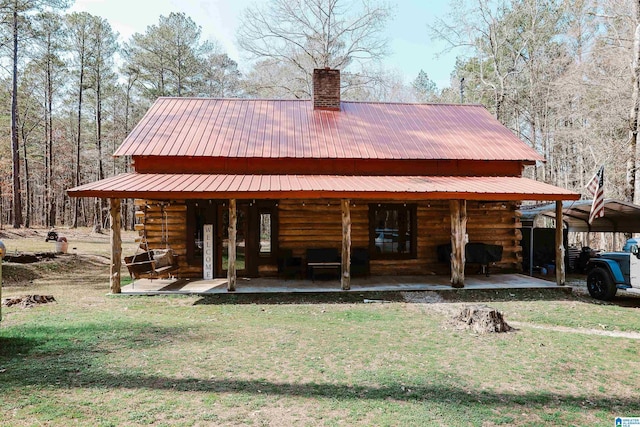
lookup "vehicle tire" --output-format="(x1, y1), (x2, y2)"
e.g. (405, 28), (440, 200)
(586, 267), (617, 300)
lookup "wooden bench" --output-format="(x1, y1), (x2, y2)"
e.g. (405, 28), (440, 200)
(306, 248), (341, 281)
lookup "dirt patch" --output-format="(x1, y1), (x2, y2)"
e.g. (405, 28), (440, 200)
(2, 294), (56, 308)
(1, 254), (110, 288)
(1, 263), (41, 285)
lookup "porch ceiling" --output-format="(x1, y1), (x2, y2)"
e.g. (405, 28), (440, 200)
(67, 172), (580, 201)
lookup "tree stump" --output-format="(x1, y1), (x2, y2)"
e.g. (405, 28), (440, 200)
(452, 305), (513, 334)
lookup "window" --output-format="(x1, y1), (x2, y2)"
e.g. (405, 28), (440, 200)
(259, 212), (272, 256)
(369, 204), (416, 259)
(256, 203), (278, 266)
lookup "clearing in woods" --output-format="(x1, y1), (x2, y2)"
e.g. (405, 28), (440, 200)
(1, 227), (640, 426)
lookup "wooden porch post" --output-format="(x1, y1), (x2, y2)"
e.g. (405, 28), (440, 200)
(555, 201), (566, 286)
(450, 199), (468, 288)
(227, 199), (237, 291)
(109, 198), (122, 294)
(341, 199), (351, 290)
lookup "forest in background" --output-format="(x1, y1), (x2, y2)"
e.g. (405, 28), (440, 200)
(0, 0), (637, 230)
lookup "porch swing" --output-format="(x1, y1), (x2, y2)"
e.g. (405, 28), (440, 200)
(124, 203), (179, 280)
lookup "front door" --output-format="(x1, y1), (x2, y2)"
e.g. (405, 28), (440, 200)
(188, 200), (277, 279)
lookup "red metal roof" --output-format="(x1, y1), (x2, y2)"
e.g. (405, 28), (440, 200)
(68, 173), (579, 201)
(114, 98), (545, 162)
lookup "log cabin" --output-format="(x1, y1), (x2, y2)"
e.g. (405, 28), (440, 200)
(68, 68), (580, 293)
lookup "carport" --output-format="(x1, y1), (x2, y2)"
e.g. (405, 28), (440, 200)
(520, 199), (640, 275)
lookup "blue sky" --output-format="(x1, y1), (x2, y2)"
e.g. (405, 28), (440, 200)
(70, 0), (460, 88)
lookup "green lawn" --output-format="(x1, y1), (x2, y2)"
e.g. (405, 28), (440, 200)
(1, 230), (639, 426)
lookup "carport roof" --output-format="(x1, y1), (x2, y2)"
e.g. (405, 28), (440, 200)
(520, 199), (640, 232)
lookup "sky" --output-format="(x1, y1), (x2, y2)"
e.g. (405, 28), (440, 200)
(69, 0), (461, 89)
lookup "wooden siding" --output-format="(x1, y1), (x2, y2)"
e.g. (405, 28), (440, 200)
(134, 198), (522, 279)
(278, 199), (369, 259)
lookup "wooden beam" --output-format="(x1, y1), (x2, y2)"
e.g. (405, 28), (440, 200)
(555, 201), (566, 286)
(227, 199), (237, 291)
(109, 198), (122, 294)
(341, 199), (351, 290)
(450, 199), (468, 288)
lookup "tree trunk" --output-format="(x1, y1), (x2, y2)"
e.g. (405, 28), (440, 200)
(47, 58), (56, 227)
(555, 201), (565, 286)
(93, 67), (104, 233)
(227, 199), (237, 291)
(631, 1), (640, 204)
(109, 198), (122, 294)
(341, 199), (351, 290)
(73, 44), (85, 228)
(43, 28), (56, 228)
(450, 199), (468, 288)
(11, 2), (22, 229)
(21, 122), (30, 228)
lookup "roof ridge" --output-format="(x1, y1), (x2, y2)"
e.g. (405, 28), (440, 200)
(341, 100), (485, 107)
(156, 96), (309, 102)
(154, 96), (485, 108)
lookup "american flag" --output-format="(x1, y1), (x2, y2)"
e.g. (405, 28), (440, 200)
(585, 165), (605, 224)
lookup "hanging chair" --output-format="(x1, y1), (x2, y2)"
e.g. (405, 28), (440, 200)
(125, 203), (178, 280)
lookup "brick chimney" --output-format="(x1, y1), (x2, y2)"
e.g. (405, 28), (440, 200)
(313, 68), (340, 111)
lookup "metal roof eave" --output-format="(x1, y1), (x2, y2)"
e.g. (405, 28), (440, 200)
(67, 173), (580, 202)
(67, 188), (578, 202)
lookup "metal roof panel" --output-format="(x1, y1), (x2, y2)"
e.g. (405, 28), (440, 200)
(113, 99), (544, 162)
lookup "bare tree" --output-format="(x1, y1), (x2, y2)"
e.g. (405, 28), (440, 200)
(86, 15), (118, 232)
(237, 0), (394, 97)
(431, 0), (534, 123)
(66, 11), (92, 228)
(32, 11), (66, 227)
(631, 0), (640, 203)
(17, 77), (43, 228)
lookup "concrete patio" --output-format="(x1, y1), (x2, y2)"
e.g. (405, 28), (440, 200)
(120, 273), (565, 295)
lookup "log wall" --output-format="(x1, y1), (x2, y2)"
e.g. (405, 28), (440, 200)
(134, 198), (522, 279)
(279, 199), (522, 276)
(278, 199), (368, 258)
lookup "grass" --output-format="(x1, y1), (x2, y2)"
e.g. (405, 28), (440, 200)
(1, 228), (640, 425)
